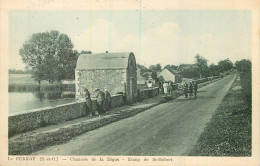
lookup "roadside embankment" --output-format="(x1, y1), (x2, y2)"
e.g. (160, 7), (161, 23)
(189, 74), (251, 156)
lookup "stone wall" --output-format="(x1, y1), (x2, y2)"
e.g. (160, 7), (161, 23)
(138, 87), (159, 101)
(9, 94), (126, 136)
(75, 69), (127, 99)
(8, 101), (87, 137)
(110, 94), (125, 108)
(9, 87), (159, 137)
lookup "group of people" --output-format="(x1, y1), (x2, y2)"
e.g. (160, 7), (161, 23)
(183, 81), (198, 99)
(83, 88), (112, 117)
(158, 81), (175, 95)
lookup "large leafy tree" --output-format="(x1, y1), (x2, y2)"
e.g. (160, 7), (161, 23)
(209, 63), (220, 76)
(235, 59), (251, 73)
(218, 59), (233, 73)
(195, 54), (208, 78)
(149, 64), (162, 72)
(178, 64), (200, 79)
(235, 59), (251, 103)
(19, 30), (76, 85)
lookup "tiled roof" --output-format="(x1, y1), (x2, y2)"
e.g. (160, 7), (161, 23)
(166, 68), (179, 75)
(76, 52), (133, 70)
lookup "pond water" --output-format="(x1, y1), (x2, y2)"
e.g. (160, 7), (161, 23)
(9, 91), (76, 114)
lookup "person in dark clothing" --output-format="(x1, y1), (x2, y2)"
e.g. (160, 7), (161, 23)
(170, 81), (174, 92)
(183, 82), (188, 98)
(159, 81), (164, 94)
(84, 88), (93, 116)
(189, 82), (193, 99)
(193, 81), (198, 99)
(94, 88), (105, 116)
(104, 89), (112, 112)
(158, 81), (162, 94)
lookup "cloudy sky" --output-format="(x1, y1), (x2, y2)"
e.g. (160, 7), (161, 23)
(9, 10), (251, 70)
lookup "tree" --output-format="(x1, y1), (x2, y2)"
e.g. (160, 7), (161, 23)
(149, 65), (156, 71)
(218, 59), (233, 73)
(195, 54), (208, 78)
(9, 69), (31, 74)
(80, 50), (92, 54)
(235, 59), (251, 103)
(164, 64), (178, 70)
(151, 70), (157, 81)
(209, 63), (220, 76)
(155, 63), (162, 71)
(19, 30), (76, 84)
(137, 64), (149, 75)
(235, 59), (251, 73)
(179, 64), (200, 79)
(170, 65), (178, 70)
(164, 65), (171, 69)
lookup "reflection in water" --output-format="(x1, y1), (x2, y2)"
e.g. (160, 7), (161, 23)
(9, 91), (76, 114)
(32, 91), (75, 101)
(33, 91), (63, 101)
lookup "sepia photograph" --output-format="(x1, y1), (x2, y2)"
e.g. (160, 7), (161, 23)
(0, 0), (259, 165)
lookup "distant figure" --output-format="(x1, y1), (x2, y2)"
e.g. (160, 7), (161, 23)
(170, 81), (174, 92)
(104, 89), (112, 112)
(147, 81), (153, 88)
(94, 88), (105, 115)
(168, 81), (173, 94)
(193, 81), (198, 99)
(84, 88), (93, 116)
(158, 81), (162, 93)
(183, 82), (188, 98)
(163, 82), (168, 95)
(189, 82), (193, 99)
(160, 81), (164, 94)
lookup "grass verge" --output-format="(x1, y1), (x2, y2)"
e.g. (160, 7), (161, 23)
(189, 75), (251, 156)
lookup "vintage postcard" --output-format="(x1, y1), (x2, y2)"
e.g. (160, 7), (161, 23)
(0, 0), (259, 165)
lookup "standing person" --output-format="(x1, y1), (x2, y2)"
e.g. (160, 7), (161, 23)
(171, 81), (174, 92)
(147, 81), (153, 88)
(163, 82), (168, 95)
(189, 82), (193, 99)
(84, 88), (93, 116)
(94, 88), (105, 116)
(170, 81), (174, 94)
(104, 89), (112, 112)
(160, 81), (164, 94)
(167, 81), (171, 94)
(183, 82), (188, 98)
(158, 81), (162, 94)
(193, 81), (198, 99)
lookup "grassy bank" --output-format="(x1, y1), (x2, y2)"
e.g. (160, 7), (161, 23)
(9, 84), (75, 92)
(9, 74), (75, 92)
(189, 75), (251, 156)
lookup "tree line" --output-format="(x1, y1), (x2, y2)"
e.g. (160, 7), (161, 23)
(139, 55), (233, 77)
(20, 30), (251, 85)
(138, 54), (249, 82)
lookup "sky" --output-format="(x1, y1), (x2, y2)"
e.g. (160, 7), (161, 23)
(9, 10), (251, 70)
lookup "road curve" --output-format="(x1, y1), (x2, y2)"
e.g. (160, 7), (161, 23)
(33, 74), (236, 156)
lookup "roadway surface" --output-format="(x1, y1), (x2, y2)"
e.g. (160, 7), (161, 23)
(34, 74), (236, 156)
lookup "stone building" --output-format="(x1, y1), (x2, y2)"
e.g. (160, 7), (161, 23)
(75, 52), (137, 103)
